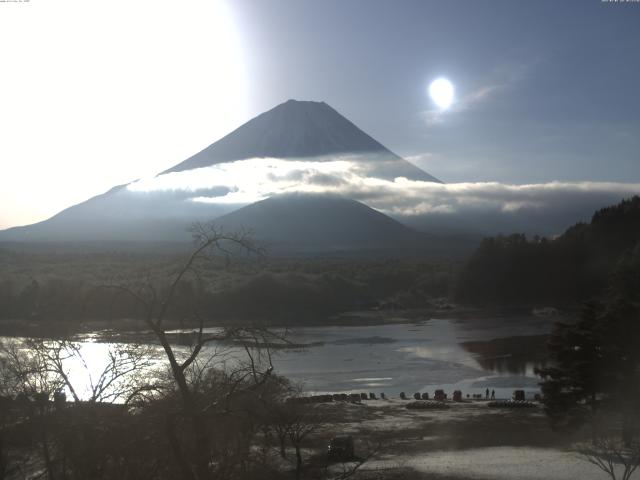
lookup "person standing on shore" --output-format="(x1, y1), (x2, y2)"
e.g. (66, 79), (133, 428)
(491, 390), (495, 400)
(485, 388), (489, 400)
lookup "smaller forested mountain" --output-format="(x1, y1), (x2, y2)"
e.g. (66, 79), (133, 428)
(455, 196), (640, 305)
(214, 193), (425, 253)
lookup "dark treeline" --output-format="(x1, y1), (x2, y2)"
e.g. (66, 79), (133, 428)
(0, 251), (455, 333)
(455, 196), (640, 305)
(536, 239), (640, 447)
(2, 196), (639, 331)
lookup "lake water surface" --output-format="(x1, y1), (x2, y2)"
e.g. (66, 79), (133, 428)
(267, 317), (550, 399)
(3, 315), (554, 401)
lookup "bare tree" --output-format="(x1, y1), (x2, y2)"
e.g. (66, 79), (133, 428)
(578, 437), (640, 480)
(101, 224), (281, 480)
(265, 399), (380, 480)
(0, 339), (63, 400)
(287, 408), (318, 479)
(1, 338), (66, 479)
(270, 402), (292, 459)
(0, 337), (160, 480)
(20, 339), (157, 404)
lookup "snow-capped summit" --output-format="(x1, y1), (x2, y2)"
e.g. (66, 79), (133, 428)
(162, 99), (440, 182)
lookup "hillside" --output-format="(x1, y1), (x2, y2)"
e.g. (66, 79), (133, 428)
(215, 193), (426, 254)
(455, 196), (640, 305)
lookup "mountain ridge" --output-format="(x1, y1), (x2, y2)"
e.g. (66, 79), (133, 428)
(0, 99), (442, 252)
(161, 99), (440, 183)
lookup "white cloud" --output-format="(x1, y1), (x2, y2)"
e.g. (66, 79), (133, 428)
(127, 158), (358, 200)
(126, 156), (640, 231)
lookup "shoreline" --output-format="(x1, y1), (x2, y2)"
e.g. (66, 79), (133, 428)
(285, 398), (598, 479)
(0, 303), (575, 340)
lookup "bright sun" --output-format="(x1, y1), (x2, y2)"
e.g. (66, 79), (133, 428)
(429, 78), (455, 110)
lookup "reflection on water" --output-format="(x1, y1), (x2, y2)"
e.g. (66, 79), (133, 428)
(473, 357), (541, 377)
(460, 334), (548, 377)
(2, 317), (553, 401)
(264, 318), (550, 397)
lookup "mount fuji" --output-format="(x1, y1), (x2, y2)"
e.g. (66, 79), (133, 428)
(0, 100), (444, 253)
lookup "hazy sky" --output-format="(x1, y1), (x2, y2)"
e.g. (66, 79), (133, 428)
(234, 0), (640, 183)
(1, 0), (639, 229)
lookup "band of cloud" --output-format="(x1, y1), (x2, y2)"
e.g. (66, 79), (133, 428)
(126, 156), (640, 235)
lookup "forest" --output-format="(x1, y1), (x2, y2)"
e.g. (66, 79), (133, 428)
(2, 196), (640, 336)
(0, 242), (455, 336)
(455, 196), (640, 306)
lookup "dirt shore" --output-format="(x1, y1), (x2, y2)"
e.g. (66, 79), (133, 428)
(298, 399), (602, 480)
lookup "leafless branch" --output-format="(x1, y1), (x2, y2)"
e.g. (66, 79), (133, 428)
(578, 437), (640, 480)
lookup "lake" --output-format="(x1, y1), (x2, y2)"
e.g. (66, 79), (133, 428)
(267, 316), (551, 399)
(2, 314), (556, 401)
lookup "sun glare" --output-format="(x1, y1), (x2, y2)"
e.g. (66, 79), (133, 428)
(428, 78), (455, 110)
(0, 0), (248, 230)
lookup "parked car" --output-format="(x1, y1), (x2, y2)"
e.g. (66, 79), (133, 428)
(327, 435), (355, 461)
(512, 390), (525, 402)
